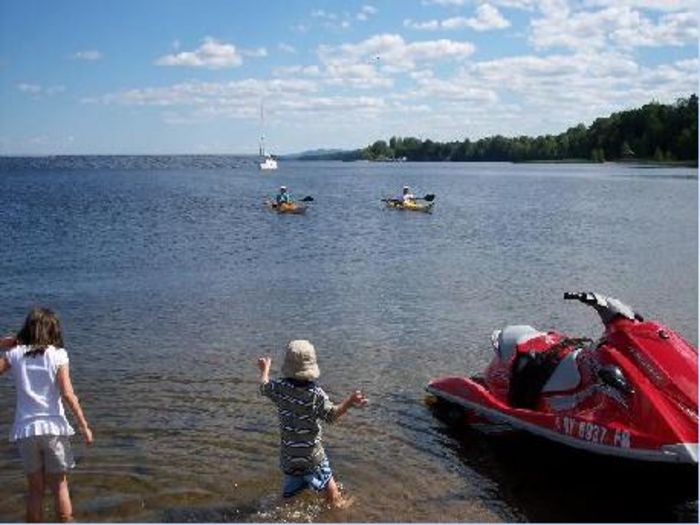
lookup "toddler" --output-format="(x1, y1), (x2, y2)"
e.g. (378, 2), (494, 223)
(257, 340), (367, 508)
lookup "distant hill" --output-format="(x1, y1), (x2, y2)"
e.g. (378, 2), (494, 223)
(284, 148), (362, 161)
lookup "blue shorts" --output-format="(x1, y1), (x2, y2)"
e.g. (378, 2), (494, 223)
(282, 459), (333, 498)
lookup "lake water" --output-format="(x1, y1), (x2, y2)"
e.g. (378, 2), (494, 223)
(0, 158), (697, 522)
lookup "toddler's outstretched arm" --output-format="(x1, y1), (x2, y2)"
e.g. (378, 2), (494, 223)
(332, 390), (369, 421)
(257, 357), (272, 384)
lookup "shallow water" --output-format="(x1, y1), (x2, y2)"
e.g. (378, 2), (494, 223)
(0, 158), (697, 522)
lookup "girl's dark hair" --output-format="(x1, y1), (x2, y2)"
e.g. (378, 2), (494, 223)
(16, 307), (64, 358)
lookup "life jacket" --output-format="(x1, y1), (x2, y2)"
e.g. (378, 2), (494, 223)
(276, 192), (292, 205)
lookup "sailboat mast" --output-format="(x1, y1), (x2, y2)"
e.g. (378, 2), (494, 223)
(259, 101), (265, 157)
(257, 99), (278, 170)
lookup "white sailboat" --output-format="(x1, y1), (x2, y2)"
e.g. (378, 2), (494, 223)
(258, 102), (278, 171)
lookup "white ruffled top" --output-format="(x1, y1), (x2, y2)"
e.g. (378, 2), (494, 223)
(4, 345), (75, 441)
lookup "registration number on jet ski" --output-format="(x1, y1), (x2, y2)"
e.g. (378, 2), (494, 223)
(557, 416), (631, 448)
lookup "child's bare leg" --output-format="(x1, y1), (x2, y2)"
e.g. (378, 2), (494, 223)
(324, 477), (355, 509)
(324, 477), (342, 507)
(47, 473), (73, 522)
(26, 470), (45, 523)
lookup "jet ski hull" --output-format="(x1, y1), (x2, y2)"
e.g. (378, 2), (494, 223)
(427, 377), (698, 464)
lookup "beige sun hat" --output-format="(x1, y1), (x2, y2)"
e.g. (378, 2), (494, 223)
(281, 340), (320, 381)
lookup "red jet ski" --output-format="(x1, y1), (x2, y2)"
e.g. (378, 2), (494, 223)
(427, 292), (698, 465)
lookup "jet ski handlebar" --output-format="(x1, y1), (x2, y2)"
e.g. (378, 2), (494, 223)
(563, 291), (642, 324)
(563, 291), (596, 304)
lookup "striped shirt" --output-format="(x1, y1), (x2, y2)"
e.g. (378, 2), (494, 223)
(260, 378), (337, 475)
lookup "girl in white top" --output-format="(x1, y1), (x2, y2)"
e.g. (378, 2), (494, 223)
(1, 307), (93, 523)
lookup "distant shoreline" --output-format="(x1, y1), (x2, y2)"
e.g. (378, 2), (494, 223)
(296, 157), (698, 168)
(514, 158), (698, 168)
(0, 154), (696, 169)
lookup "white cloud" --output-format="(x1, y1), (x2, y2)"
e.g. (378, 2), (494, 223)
(407, 4), (510, 31)
(241, 47), (268, 58)
(635, 57), (698, 89)
(27, 135), (51, 145)
(277, 95), (385, 114)
(4, 133), (76, 154)
(379, 48), (696, 141)
(490, 0), (535, 7)
(154, 37), (243, 69)
(612, 10), (699, 47)
(404, 19), (441, 30)
(17, 83), (42, 94)
(84, 79), (319, 109)
(73, 4), (696, 146)
(324, 63), (394, 88)
(408, 73), (499, 102)
(17, 83), (65, 96)
(472, 52), (640, 85)
(311, 9), (337, 20)
(274, 61), (391, 89)
(583, 0), (697, 12)
(422, 0), (534, 8)
(457, 51), (694, 126)
(70, 50), (103, 61)
(309, 5), (378, 28)
(390, 101), (433, 113)
(422, 0), (469, 5)
(318, 34), (475, 72)
(535, 0), (571, 18)
(278, 43), (297, 54)
(357, 5), (378, 20)
(45, 85), (67, 95)
(273, 65), (322, 77)
(530, 4), (698, 50)
(84, 77), (386, 126)
(309, 7), (361, 30)
(441, 17), (475, 29)
(466, 4), (511, 30)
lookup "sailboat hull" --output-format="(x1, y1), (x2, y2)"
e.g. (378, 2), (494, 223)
(259, 157), (278, 170)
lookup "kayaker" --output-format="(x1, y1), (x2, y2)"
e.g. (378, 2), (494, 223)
(400, 186), (415, 202)
(276, 185), (293, 206)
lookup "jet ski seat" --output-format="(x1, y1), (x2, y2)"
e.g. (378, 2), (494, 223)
(492, 325), (545, 362)
(542, 349), (582, 393)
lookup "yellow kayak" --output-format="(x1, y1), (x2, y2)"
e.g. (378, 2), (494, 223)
(385, 199), (434, 213)
(265, 200), (307, 214)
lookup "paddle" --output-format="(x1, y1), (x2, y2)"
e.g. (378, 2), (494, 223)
(381, 193), (435, 203)
(266, 195), (313, 208)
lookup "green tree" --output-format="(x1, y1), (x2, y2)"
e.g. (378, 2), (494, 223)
(355, 95), (697, 164)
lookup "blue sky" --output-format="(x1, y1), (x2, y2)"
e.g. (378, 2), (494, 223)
(0, 0), (697, 154)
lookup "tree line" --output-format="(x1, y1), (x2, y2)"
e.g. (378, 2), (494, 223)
(301, 95), (697, 163)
